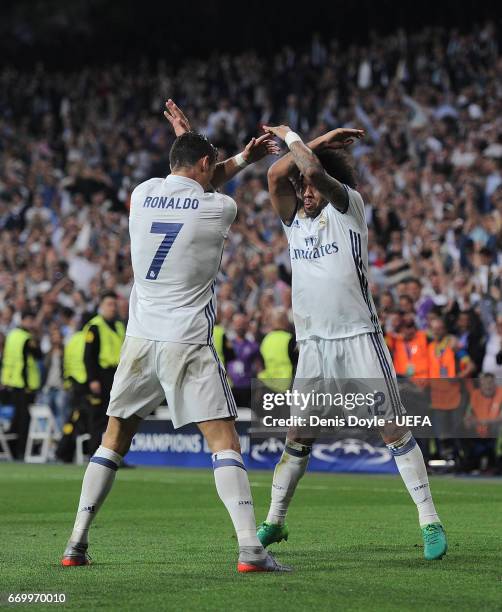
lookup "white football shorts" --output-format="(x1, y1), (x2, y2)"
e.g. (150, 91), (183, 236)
(107, 336), (237, 428)
(294, 331), (405, 420)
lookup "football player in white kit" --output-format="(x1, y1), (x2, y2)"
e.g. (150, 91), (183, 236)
(61, 101), (290, 573)
(256, 125), (447, 561)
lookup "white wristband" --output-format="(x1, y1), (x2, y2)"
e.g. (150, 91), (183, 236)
(285, 131), (302, 148)
(234, 153), (249, 168)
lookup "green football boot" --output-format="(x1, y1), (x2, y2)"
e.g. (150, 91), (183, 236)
(421, 523), (447, 560)
(257, 522), (289, 548)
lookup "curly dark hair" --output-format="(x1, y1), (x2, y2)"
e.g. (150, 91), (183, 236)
(290, 149), (358, 195)
(316, 149), (358, 188)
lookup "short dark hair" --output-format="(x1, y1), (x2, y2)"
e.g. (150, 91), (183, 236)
(79, 311), (95, 330)
(169, 132), (218, 170)
(100, 291), (117, 303)
(61, 307), (74, 320)
(481, 372), (495, 379)
(316, 150), (357, 188)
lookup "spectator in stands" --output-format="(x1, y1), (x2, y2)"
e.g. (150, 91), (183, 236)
(42, 327), (66, 430)
(258, 308), (297, 393)
(389, 311), (432, 460)
(463, 373), (502, 472)
(0, 311), (42, 458)
(428, 316), (474, 460)
(212, 317), (235, 368)
(56, 313), (94, 463)
(226, 313), (261, 408)
(83, 292), (125, 454)
(454, 310), (486, 375)
(392, 313), (429, 380)
(407, 279), (435, 330)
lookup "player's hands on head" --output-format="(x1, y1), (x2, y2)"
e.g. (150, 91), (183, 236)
(242, 134), (281, 164)
(163, 99), (191, 137)
(262, 125), (292, 141)
(318, 128), (365, 150)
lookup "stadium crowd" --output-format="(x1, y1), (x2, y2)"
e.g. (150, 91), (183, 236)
(0, 21), (501, 469)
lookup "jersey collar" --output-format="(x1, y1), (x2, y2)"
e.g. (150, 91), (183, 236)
(165, 174), (205, 194)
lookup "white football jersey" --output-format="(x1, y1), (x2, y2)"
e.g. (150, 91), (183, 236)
(283, 186), (380, 341)
(127, 174), (236, 343)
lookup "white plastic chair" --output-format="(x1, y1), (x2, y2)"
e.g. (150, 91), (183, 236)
(24, 404), (59, 463)
(0, 426), (16, 461)
(75, 433), (91, 465)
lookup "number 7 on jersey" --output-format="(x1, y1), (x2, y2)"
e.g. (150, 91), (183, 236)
(146, 222), (184, 280)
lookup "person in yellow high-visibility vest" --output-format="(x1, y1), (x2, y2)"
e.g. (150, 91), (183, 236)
(0, 310), (42, 458)
(56, 313), (94, 463)
(258, 308), (297, 393)
(84, 293), (125, 454)
(212, 322), (234, 367)
(65, 329), (88, 387)
(213, 323), (225, 365)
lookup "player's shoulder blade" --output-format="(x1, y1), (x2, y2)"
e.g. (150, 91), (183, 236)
(221, 192), (237, 212)
(206, 190), (236, 206)
(347, 185), (364, 204)
(343, 185), (366, 225)
(131, 177), (163, 199)
(135, 177), (164, 192)
(205, 191), (237, 220)
(222, 194), (238, 222)
(130, 178), (164, 215)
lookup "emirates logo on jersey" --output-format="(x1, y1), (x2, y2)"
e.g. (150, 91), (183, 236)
(290, 241), (339, 261)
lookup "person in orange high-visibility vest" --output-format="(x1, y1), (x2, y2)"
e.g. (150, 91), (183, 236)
(465, 374), (502, 438)
(393, 314), (429, 380)
(462, 374), (502, 472)
(428, 316), (474, 459)
(428, 317), (474, 407)
(390, 313), (430, 459)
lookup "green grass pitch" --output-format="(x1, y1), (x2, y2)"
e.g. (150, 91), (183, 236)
(1, 464), (501, 611)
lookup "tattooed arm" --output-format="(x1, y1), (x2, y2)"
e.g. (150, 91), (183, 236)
(266, 153), (300, 225)
(264, 125), (364, 215)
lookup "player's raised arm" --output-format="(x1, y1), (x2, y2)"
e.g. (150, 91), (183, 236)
(163, 98), (191, 136)
(264, 125), (364, 214)
(266, 146), (301, 225)
(163, 99), (279, 189)
(210, 134), (280, 189)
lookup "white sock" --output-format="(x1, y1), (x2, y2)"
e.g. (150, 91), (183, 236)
(212, 450), (263, 549)
(70, 446), (122, 545)
(387, 433), (440, 527)
(266, 440), (311, 525)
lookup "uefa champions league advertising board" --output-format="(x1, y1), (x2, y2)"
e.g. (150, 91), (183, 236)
(126, 418), (397, 473)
